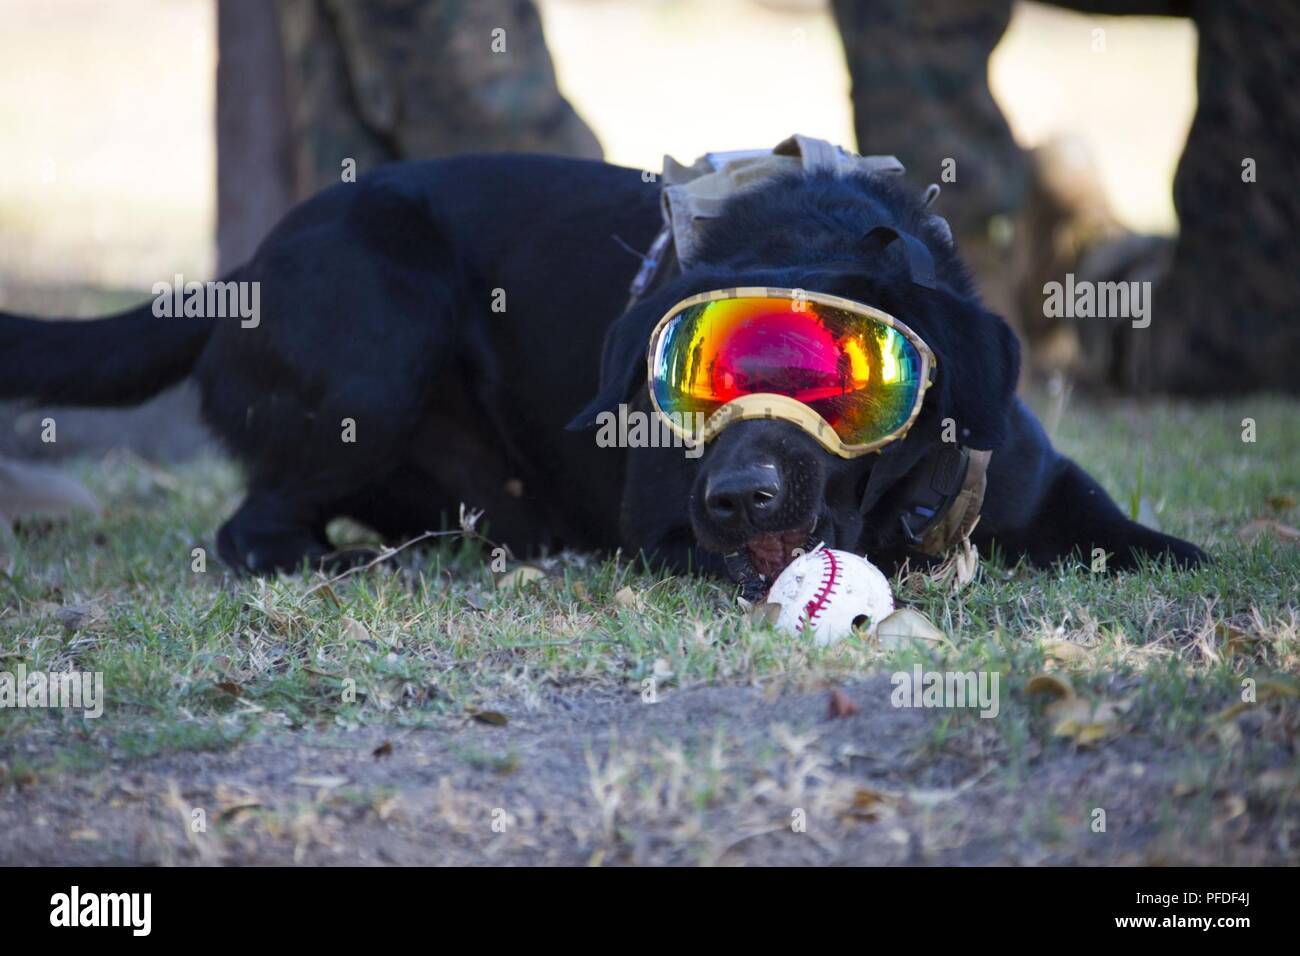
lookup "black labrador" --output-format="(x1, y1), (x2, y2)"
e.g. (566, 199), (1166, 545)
(0, 154), (1206, 583)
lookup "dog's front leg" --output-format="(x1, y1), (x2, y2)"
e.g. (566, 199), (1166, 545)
(976, 399), (1207, 570)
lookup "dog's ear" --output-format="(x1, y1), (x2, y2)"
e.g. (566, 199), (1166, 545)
(931, 306), (1021, 450)
(566, 299), (659, 430)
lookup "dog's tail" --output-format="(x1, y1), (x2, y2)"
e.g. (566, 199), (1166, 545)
(0, 293), (216, 407)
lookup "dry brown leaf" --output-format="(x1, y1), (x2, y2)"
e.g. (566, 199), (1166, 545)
(748, 600), (782, 627)
(875, 607), (946, 649)
(496, 565), (546, 590)
(57, 602), (105, 633)
(827, 688), (859, 719)
(470, 709), (509, 726)
(1041, 638), (1090, 664)
(1236, 518), (1300, 545)
(613, 585), (640, 608)
(1215, 792), (1248, 825)
(314, 583), (343, 609)
(953, 538), (980, 589)
(216, 802), (262, 822)
(842, 787), (898, 823)
(1266, 493), (1296, 512)
(1025, 673), (1076, 700)
(1045, 696), (1128, 746)
(1216, 623), (1264, 659)
(340, 616), (369, 642)
(372, 740), (394, 759)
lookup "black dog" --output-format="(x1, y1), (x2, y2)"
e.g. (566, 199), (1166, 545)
(0, 154), (1205, 582)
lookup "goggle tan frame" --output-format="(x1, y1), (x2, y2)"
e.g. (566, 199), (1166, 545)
(645, 287), (937, 459)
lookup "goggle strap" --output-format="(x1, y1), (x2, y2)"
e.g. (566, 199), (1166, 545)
(861, 444), (970, 546)
(863, 225), (937, 290)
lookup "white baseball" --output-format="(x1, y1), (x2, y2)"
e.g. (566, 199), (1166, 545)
(766, 547), (895, 646)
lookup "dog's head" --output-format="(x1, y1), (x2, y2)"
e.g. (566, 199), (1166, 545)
(570, 172), (1020, 585)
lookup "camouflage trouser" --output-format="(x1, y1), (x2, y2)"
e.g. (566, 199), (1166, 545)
(829, 0), (1026, 235)
(829, 0), (1028, 324)
(832, 0), (1300, 395)
(276, 0), (601, 199)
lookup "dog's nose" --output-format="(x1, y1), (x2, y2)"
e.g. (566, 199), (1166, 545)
(704, 464), (782, 528)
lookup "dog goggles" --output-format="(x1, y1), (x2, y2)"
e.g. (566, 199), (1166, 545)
(647, 288), (936, 458)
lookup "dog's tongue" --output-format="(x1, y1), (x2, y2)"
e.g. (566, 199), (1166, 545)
(745, 528), (808, 580)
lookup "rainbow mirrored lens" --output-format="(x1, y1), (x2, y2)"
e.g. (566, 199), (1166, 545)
(650, 294), (925, 448)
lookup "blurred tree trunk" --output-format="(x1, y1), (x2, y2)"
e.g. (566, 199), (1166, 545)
(216, 0), (601, 261)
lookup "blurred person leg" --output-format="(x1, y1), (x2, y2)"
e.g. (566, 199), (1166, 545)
(1133, 0), (1300, 395)
(219, 0), (602, 268)
(830, 0), (1028, 329)
(276, 0), (602, 199)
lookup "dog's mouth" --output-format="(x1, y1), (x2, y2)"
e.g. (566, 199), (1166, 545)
(723, 520), (818, 601)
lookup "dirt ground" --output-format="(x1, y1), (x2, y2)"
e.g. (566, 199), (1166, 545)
(2, 676), (1290, 866)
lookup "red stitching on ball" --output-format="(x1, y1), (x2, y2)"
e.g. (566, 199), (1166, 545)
(801, 549), (839, 630)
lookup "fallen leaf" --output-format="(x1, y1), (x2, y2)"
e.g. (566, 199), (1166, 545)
(1215, 792), (1248, 825)
(340, 616), (369, 642)
(613, 585), (640, 608)
(1266, 493), (1296, 512)
(1044, 695), (1129, 746)
(953, 539), (979, 589)
(216, 800), (263, 822)
(1041, 638), (1090, 664)
(748, 601), (782, 627)
(372, 740), (394, 759)
(827, 688), (859, 719)
(290, 775), (349, 789)
(875, 607), (946, 649)
(1216, 623), (1264, 659)
(314, 583), (343, 609)
(842, 787), (897, 823)
(57, 603), (105, 633)
(215, 680), (241, 698)
(1236, 518), (1300, 545)
(1025, 673), (1075, 700)
(469, 710), (508, 726)
(496, 565), (545, 590)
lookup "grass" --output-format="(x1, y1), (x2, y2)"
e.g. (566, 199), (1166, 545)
(2, 394), (1298, 741)
(0, 392), (1297, 863)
